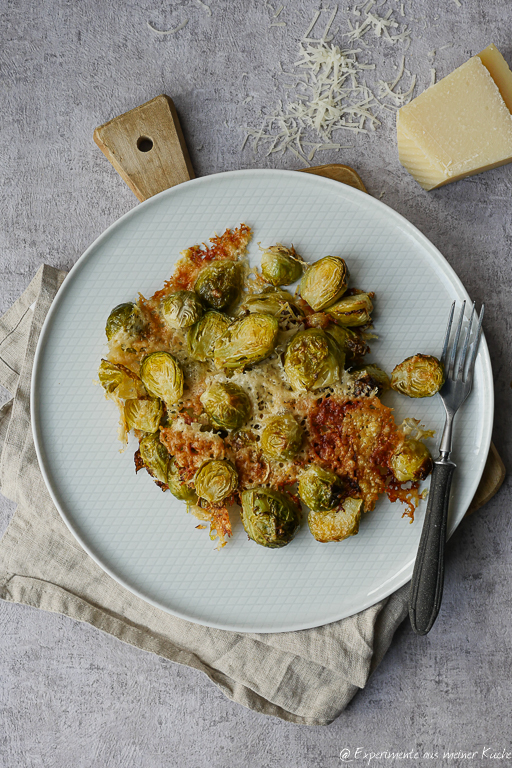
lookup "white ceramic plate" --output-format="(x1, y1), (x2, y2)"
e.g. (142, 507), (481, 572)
(31, 169), (493, 633)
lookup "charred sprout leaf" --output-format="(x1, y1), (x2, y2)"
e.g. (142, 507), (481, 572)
(98, 359), (146, 399)
(390, 439), (433, 483)
(260, 243), (303, 286)
(194, 459), (238, 503)
(200, 381), (251, 431)
(237, 288), (303, 321)
(308, 497), (362, 542)
(187, 311), (231, 362)
(139, 432), (169, 485)
(299, 256), (349, 311)
(214, 313), (279, 370)
(349, 364), (390, 397)
(168, 458), (198, 502)
(325, 325), (369, 360)
(140, 351), (184, 406)
(298, 464), (346, 512)
(284, 328), (343, 392)
(124, 398), (163, 433)
(194, 260), (242, 310)
(161, 290), (203, 329)
(261, 413), (303, 460)
(390, 354), (445, 398)
(105, 302), (144, 341)
(326, 292), (373, 327)
(240, 488), (301, 548)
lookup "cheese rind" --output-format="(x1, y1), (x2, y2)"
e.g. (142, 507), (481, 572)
(397, 46), (512, 190)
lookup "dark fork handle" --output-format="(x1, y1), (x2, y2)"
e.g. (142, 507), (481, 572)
(409, 459), (456, 635)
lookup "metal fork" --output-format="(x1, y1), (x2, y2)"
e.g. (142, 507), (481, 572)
(409, 301), (485, 636)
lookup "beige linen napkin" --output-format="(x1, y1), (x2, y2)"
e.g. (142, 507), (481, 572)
(0, 265), (411, 726)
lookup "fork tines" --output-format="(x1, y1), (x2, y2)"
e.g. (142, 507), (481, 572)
(440, 301), (485, 382)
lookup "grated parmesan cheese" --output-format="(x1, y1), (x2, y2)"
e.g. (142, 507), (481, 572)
(244, 3), (422, 163)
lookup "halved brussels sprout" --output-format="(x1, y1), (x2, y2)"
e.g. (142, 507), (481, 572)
(105, 302), (144, 341)
(298, 464), (346, 512)
(390, 354), (445, 398)
(308, 497), (363, 542)
(124, 397), (163, 432)
(194, 459), (238, 503)
(98, 359), (146, 399)
(240, 488), (301, 548)
(284, 328), (343, 392)
(187, 311), (231, 362)
(260, 244), (303, 286)
(139, 432), (169, 485)
(261, 413), (303, 460)
(390, 439), (433, 482)
(236, 289), (303, 321)
(214, 313), (279, 370)
(299, 256), (349, 311)
(140, 351), (184, 406)
(349, 364), (390, 397)
(325, 325), (369, 361)
(161, 290), (203, 329)
(200, 381), (251, 431)
(194, 260), (242, 310)
(168, 458), (198, 502)
(326, 292), (373, 327)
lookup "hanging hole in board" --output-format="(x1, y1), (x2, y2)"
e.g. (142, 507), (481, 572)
(137, 136), (154, 153)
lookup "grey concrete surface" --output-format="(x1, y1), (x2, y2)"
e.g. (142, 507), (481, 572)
(1, 0), (511, 766)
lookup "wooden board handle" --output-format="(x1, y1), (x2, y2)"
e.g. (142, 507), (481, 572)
(93, 98), (505, 514)
(93, 95), (194, 202)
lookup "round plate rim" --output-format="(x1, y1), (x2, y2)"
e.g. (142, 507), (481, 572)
(31, 168), (494, 633)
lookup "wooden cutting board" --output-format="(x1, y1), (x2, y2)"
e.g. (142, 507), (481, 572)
(94, 94), (506, 515)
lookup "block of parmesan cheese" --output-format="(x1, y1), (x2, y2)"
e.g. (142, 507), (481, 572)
(397, 45), (512, 190)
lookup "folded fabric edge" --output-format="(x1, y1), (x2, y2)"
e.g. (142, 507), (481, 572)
(0, 573), (352, 726)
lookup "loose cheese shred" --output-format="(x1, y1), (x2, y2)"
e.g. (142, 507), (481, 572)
(195, 0), (212, 15)
(147, 19), (188, 35)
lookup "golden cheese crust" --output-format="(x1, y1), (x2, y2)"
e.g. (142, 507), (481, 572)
(102, 224), (426, 546)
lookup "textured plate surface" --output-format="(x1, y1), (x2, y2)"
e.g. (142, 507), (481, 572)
(31, 170), (493, 633)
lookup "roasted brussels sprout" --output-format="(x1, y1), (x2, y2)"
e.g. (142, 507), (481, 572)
(214, 313), (279, 370)
(326, 292), (373, 327)
(299, 256), (349, 311)
(124, 397), (163, 433)
(200, 381), (251, 431)
(298, 464), (346, 512)
(194, 260), (242, 310)
(240, 488), (301, 548)
(390, 354), (445, 398)
(349, 364), (390, 397)
(105, 302), (144, 341)
(390, 439), (433, 483)
(98, 359), (146, 399)
(161, 290), (203, 329)
(168, 458), (198, 502)
(260, 244), (303, 286)
(139, 432), (169, 485)
(325, 325), (369, 361)
(187, 311), (231, 362)
(308, 497), (363, 542)
(261, 413), (303, 460)
(236, 289), (303, 321)
(284, 328), (343, 392)
(140, 351), (184, 406)
(194, 460), (238, 503)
